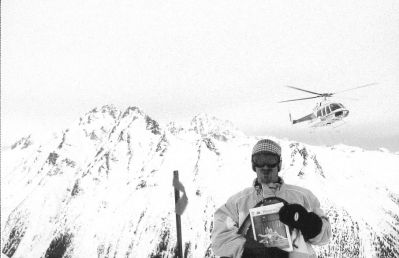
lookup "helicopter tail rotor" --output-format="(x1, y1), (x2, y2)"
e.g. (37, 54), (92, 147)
(289, 112), (300, 124)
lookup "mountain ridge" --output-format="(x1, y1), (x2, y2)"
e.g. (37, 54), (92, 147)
(1, 105), (398, 258)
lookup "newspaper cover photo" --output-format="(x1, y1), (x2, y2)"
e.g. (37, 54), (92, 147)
(249, 202), (293, 252)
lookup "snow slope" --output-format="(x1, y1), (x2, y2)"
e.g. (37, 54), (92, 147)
(1, 105), (398, 258)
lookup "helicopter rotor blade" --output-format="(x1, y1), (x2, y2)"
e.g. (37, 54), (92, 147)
(337, 96), (359, 101)
(285, 85), (324, 96)
(332, 82), (377, 95)
(279, 96), (323, 103)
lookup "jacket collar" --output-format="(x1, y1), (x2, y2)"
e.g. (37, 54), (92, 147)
(253, 177), (284, 196)
(253, 176), (284, 188)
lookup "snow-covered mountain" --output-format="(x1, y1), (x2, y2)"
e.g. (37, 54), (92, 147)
(1, 105), (398, 258)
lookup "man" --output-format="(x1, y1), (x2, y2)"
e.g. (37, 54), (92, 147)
(211, 139), (331, 258)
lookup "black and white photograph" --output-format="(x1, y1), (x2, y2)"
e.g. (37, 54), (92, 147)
(1, 0), (399, 257)
(249, 202), (293, 252)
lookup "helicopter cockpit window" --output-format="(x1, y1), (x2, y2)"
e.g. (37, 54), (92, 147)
(317, 110), (322, 117)
(326, 106), (331, 114)
(330, 103), (341, 111)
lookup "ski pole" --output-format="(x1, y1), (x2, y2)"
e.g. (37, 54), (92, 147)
(173, 170), (183, 258)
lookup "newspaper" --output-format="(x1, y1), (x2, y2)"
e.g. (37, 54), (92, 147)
(249, 202), (293, 252)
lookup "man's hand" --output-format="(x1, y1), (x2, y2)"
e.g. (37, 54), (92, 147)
(279, 203), (322, 240)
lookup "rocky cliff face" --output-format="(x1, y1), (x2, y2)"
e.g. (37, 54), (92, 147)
(1, 105), (398, 258)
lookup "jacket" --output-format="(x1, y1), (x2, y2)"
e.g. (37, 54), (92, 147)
(211, 178), (331, 258)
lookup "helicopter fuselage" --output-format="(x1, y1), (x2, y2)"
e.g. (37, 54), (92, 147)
(291, 102), (349, 127)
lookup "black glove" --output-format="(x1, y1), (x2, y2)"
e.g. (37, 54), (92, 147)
(279, 203), (323, 241)
(242, 237), (289, 258)
(242, 237), (266, 258)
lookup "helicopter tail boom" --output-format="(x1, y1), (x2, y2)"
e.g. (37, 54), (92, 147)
(291, 113), (315, 124)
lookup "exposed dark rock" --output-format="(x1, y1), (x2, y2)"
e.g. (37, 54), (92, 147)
(58, 131), (68, 149)
(196, 190), (201, 196)
(315, 207), (361, 257)
(184, 242), (191, 258)
(312, 155), (325, 178)
(95, 148), (104, 157)
(2, 226), (26, 257)
(104, 152), (110, 175)
(100, 105), (119, 119)
(290, 143), (325, 177)
(150, 227), (170, 258)
(212, 133), (228, 142)
(145, 115), (161, 135)
(155, 134), (169, 156)
(372, 231), (398, 258)
(47, 152), (59, 165)
(44, 233), (73, 258)
(71, 180), (81, 197)
(204, 244), (213, 257)
(97, 244), (105, 258)
(389, 191), (399, 206)
(166, 122), (184, 135)
(122, 106), (143, 119)
(62, 158), (76, 168)
(136, 180), (147, 190)
(11, 136), (33, 150)
(203, 138), (220, 155)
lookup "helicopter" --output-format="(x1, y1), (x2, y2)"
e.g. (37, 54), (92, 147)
(279, 83), (376, 127)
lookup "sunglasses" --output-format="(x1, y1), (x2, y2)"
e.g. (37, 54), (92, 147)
(252, 154), (280, 168)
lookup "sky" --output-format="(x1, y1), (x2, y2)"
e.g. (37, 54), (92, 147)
(2, 0), (399, 151)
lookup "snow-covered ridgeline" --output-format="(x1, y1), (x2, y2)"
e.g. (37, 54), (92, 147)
(1, 105), (398, 258)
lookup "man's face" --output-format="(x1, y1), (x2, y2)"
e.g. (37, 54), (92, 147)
(252, 153), (281, 184)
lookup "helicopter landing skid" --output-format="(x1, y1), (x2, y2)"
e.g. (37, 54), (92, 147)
(332, 120), (346, 129)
